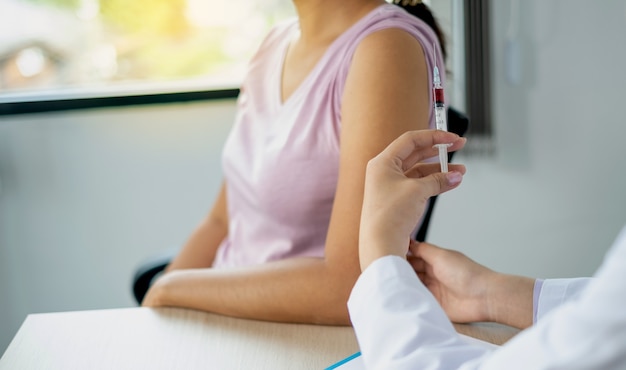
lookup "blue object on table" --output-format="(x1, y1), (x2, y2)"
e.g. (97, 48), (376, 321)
(325, 351), (362, 369)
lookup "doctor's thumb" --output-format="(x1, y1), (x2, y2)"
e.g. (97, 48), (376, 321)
(420, 171), (463, 197)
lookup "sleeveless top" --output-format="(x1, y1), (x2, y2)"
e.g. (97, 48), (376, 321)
(213, 3), (446, 268)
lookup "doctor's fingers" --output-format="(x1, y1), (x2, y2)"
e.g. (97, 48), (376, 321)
(378, 130), (464, 171)
(409, 242), (454, 265)
(407, 255), (425, 271)
(404, 162), (466, 179)
(401, 137), (467, 172)
(414, 267), (438, 289)
(407, 171), (464, 200)
(400, 145), (446, 172)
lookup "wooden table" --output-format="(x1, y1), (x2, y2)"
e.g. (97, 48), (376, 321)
(454, 321), (520, 346)
(0, 307), (518, 370)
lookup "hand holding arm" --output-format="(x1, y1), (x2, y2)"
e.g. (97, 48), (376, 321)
(351, 130), (497, 369)
(409, 241), (535, 329)
(357, 129), (534, 329)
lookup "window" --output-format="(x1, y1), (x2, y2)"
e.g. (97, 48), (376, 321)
(2, 0), (490, 140)
(0, 0), (295, 96)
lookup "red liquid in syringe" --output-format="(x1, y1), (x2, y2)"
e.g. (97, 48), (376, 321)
(433, 87), (444, 107)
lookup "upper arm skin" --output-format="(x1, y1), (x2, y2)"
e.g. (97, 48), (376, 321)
(325, 28), (431, 276)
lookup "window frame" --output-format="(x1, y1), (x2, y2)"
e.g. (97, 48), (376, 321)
(0, 84), (239, 116)
(1, 1), (488, 126)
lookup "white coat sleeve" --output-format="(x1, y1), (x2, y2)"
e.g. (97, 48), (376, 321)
(349, 226), (626, 370)
(535, 277), (591, 322)
(347, 255), (495, 370)
(477, 226), (626, 370)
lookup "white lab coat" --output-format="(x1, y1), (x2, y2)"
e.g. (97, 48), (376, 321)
(348, 226), (626, 370)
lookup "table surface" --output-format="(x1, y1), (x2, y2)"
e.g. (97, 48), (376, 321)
(0, 307), (519, 370)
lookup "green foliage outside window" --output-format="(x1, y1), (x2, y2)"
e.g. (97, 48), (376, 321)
(4, 0), (293, 92)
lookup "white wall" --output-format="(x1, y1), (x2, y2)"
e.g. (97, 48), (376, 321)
(429, 0), (626, 278)
(0, 100), (235, 353)
(2, 0), (626, 356)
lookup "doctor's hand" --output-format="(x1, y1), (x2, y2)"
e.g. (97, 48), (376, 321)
(358, 129), (466, 271)
(409, 241), (535, 329)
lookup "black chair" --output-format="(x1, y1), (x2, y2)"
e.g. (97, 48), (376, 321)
(131, 107), (469, 305)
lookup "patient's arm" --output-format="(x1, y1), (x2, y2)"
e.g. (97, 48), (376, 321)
(141, 29), (433, 325)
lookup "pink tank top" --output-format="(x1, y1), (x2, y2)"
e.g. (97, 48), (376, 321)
(213, 3), (446, 268)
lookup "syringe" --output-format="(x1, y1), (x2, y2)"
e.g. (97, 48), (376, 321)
(432, 48), (448, 173)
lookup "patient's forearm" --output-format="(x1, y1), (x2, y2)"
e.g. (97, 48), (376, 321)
(148, 257), (355, 325)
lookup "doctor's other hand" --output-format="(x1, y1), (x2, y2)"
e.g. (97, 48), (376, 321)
(409, 241), (535, 329)
(358, 129), (466, 271)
